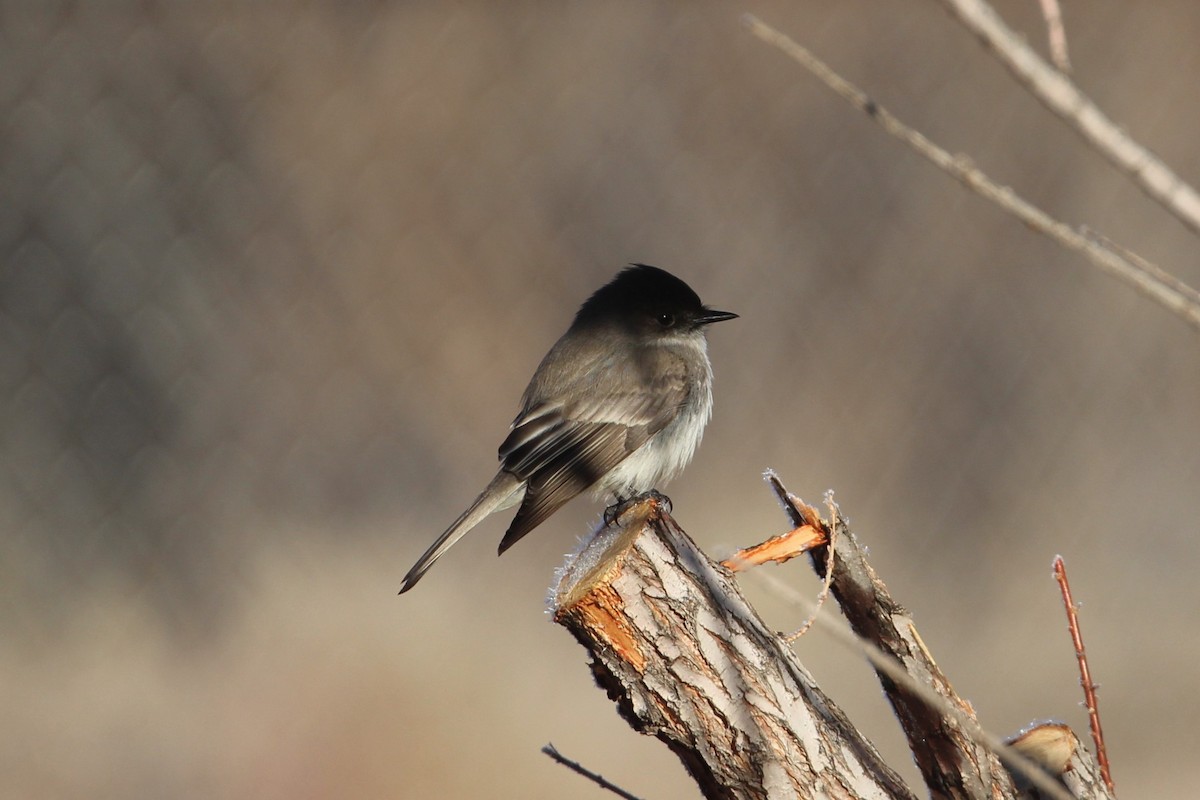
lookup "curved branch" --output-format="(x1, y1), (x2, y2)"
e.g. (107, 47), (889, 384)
(936, 0), (1200, 234)
(742, 14), (1200, 333)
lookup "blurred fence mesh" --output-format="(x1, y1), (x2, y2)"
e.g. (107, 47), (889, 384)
(2, 5), (460, 630)
(3, 3), (1200, 798)
(6, 7), (291, 626)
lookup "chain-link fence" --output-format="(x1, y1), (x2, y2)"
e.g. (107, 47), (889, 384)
(4, 3), (1199, 798)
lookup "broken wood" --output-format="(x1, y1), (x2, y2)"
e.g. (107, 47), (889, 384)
(550, 479), (1114, 799)
(552, 495), (913, 800)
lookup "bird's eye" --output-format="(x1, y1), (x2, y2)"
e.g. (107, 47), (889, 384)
(656, 312), (675, 327)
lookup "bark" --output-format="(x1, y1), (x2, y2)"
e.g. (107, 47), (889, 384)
(550, 484), (1115, 800)
(552, 497), (914, 800)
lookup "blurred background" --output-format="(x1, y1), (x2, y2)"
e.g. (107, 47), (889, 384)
(3, 1), (1199, 797)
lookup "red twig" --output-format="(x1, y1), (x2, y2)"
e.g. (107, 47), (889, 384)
(1052, 555), (1113, 792)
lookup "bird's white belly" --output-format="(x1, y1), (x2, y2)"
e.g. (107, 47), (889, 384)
(597, 366), (714, 500)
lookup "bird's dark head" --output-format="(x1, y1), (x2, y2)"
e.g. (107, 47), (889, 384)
(573, 264), (737, 337)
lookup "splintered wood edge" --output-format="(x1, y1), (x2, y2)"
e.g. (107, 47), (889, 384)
(552, 498), (658, 611)
(548, 495), (918, 800)
(1004, 721), (1115, 799)
(550, 498), (666, 677)
(1007, 723), (1078, 776)
(721, 524), (828, 571)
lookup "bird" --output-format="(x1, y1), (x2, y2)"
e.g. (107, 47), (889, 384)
(398, 264), (736, 593)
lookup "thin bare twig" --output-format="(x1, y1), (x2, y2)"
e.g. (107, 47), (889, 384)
(541, 743), (645, 800)
(1082, 226), (1200, 308)
(1036, 0), (1072, 73)
(1053, 556), (1114, 792)
(741, 14), (1200, 333)
(936, 0), (1200, 233)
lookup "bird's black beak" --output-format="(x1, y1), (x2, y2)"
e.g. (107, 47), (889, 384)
(698, 308), (738, 325)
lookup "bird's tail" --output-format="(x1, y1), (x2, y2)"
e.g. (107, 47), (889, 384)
(398, 472), (525, 593)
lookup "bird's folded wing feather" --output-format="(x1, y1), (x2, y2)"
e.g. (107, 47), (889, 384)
(495, 358), (689, 552)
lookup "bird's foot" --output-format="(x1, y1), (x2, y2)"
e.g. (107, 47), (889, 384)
(602, 497), (629, 527)
(643, 488), (672, 513)
(603, 489), (673, 527)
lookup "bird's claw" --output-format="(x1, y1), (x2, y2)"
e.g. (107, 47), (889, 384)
(603, 489), (673, 527)
(603, 499), (626, 527)
(644, 488), (673, 513)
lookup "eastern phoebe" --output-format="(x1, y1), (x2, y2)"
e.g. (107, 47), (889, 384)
(399, 264), (736, 593)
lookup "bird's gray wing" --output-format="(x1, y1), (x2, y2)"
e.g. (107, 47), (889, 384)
(495, 359), (689, 554)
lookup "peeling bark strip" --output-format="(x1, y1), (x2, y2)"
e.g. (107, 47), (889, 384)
(552, 498), (915, 800)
